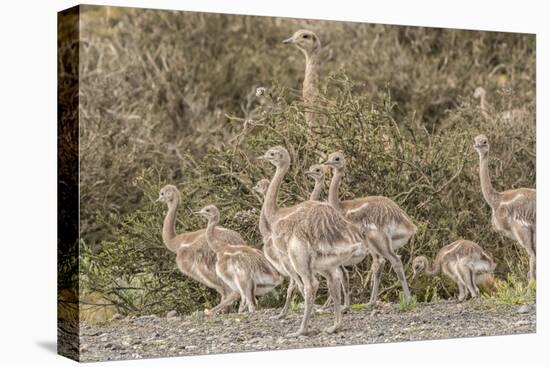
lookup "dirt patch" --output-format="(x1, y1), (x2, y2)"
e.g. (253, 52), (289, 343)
(78, 301), (535, 362)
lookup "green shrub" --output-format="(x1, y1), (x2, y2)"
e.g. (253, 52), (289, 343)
(76, 6), (535, 316)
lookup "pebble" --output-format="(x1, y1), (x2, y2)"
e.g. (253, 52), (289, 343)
(77, 303), (536, 362)
(166, 310), (178, 318)
(516, 305), (531, 314)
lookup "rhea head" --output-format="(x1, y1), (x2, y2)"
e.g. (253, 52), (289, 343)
(473, 86), (486, 99)
(257, 146), (291, 169)
(305, 164), (326, 182)
(196, 204), (220, 222)
(157, 184), (180, 205)
(253, 179), (270, 197)
(473, 134), (490, 156)
(282, 29), (321, 55)
(323, 152), (346, 171)
(411, 256), (427, 280)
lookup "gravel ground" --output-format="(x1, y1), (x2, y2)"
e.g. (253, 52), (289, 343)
(76, 301), (535, 362)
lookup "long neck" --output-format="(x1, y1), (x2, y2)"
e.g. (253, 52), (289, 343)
(479, 94), (489, 120)
(309, 179), (324, 201)
(303, 51), (320, 104)
(258, 197), (270, 238)
(478, 152), (500, 208)
(328, 168), (343, 211)
(422, 257), (440, 276)
(263, 162), (289, 222)
(205, 216), (223, 253)
(162, 199), (179, 253)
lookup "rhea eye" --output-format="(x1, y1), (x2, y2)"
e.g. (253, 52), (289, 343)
(161, 192), (164, 196)
(315, 168), (320, 172)
(335, 157), (340, 161)
(303, 34), (309, 39)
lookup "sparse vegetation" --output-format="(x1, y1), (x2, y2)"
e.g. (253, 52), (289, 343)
(397, 294), (418, 313)
(72, 5), (535, 318)
(481, 275), (536, 307)
(350, 303), (366, 312)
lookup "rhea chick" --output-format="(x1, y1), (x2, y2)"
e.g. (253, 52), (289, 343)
(197, 205), (282, 313)
(412, 239), (496, 301)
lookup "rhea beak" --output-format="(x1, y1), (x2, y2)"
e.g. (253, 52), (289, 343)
(156, 196), (164, 202)
(411, 271), (417, 281)
(257, 155), (267, 161)
(282, 37), (294, 44)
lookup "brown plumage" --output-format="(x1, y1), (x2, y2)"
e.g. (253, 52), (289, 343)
(305, 164), (326, 201)
(254, 178), (300, 318)
(157, 185), (245, 314)
(305, 164), (352, 311)
(474, 134), (536, 281)
(197, 205), (282, 313)
(474, 87), (530, 124)
(283, 30), (321, 126)
(474, 87), (490, 121)
(324, 152), (416, 305)
(412, 239), (496, 301)
(259, 146), (368, 336)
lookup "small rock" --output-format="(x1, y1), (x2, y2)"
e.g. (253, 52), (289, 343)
(517, 305), (531, 314)
(166, 310), (178, 318)
(111, 313), (123, 321)
(139, 315), (158, 320)
(105, 342), (121, 350)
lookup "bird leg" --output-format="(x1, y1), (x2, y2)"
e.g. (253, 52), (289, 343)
(278, 279), (297, 319)
(512, 225), (536, 283)
(210, 291), (240, 314)
(287, 274), (318, 337)
(324, 269), (343, 334)
(368, 255), (385, 307)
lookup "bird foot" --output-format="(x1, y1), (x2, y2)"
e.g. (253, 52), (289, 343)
(286, 329), (310, 338)
(276, 310), (288, 319)
(324, 323), (342, 334)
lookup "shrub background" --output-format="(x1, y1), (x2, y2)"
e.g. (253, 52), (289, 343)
(72, 5), (535, 317)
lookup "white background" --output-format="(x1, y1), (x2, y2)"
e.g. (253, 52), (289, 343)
(0, 0), (547, 366)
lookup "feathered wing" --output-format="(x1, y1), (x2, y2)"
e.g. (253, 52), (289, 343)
(221, 246), (280, 284)
(276, 202), (363, 254)
(174, 226), (246, 248)
(214, 227), (248, 246)
(498, 189), (536, 228)
(343, 196), (416, 231)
